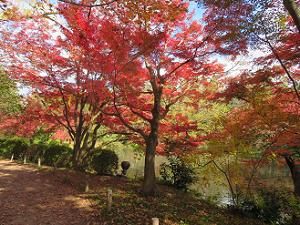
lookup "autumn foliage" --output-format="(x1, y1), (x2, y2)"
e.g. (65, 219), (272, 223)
(0, 0), (299, 197)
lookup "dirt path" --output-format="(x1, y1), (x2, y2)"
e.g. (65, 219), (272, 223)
(0, 160), (93, 225)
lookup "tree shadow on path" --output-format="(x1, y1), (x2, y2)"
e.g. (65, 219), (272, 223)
(0, 160), (94, 225)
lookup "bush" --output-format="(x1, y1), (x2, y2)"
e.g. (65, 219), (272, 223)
(0, 137), (73, 168)
(92, 149), (119, 175)
(237, 189), (300, 225)
(160, 156), (196, 191)
(43, 143), (72, 168)
(0, 137), (28, 159)
(0, 138), (10, 157)
(27, 144), (44, 162)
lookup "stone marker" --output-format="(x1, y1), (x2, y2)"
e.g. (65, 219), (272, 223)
(107, 188), (112, 211)
(152, 218), (159, 225)
(10, 154), (14, 162)
(85, 181), (89, 192)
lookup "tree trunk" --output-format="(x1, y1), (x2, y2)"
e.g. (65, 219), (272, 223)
(285, 156), (300, 196)
(292, 164), (300, 196)
(283, 0), (300, 33)
(72, 141), (83, 170)
(141, 67), (163, 195)
(73, 140), (97, 171)
(142, 85), (162, 195)
(143, 138), (157, 195)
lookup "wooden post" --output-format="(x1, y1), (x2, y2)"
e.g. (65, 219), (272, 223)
(23, 155), (27, 164)
(85, 181), (89, 193)
(152, 218), (159, 225)
(107, 188), (112, 211)
(10, 154), (14, 162)
(38, 157), (41, 167)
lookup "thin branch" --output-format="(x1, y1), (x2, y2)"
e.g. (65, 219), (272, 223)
(197, 160), (213, 168)
(40, 99), (75, 141)
(58, 0), (118, 8)
(257, 35), (300, 101)
(212, 160), (237, 206)
(129, 107), (152, 122)
(111, 66), (147, 139)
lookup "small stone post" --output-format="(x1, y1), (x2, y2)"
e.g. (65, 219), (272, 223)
(152, 218), (159, 225)
(85, 181), (89, 193)
(23, 155), (27, 164)
(38, 157), (41, 167)
(107, 188), (112, 211)
(10, 154), (14, 162)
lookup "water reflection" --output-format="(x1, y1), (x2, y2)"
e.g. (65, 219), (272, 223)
(116, 149), (293, 206)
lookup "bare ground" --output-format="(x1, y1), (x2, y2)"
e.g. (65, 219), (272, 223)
(0, 160), (93, 225)
(0, 159), (267, 225)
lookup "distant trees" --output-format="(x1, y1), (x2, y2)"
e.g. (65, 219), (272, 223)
(0, 69), (21, 116)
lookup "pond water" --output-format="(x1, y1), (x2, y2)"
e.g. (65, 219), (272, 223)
(116, 149), (293, 205)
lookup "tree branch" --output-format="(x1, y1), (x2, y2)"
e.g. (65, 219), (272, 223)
(58, 0), (118, 8)
(256, 35), (300, 101)
(283, 0), (300, 33)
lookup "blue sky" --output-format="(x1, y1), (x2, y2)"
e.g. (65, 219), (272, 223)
(189, 1), (205, 20)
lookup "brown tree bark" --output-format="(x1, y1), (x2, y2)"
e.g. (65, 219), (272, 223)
(143, 138), (157, 194)
(142, 78), (162, 195)
(72, 133), (86, 170)
(285, 155), (300, 196)
(283, 0), (300, 33)
(72, 141), (82, 170)
(294, 168), (300, 197)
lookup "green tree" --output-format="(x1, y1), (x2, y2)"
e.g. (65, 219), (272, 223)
(0, 69), (22, 115)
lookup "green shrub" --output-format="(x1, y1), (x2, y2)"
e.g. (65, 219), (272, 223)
(238, 189), (300, 225)
(43, 143), (72, 168)
(0, 137), (28, 159)
(0, 138), (8, 156)
(27, 143), (48, 162)
(0, 137), (73, 168)
(92, 149), (119, 175)
(160, 156), (196, 191)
